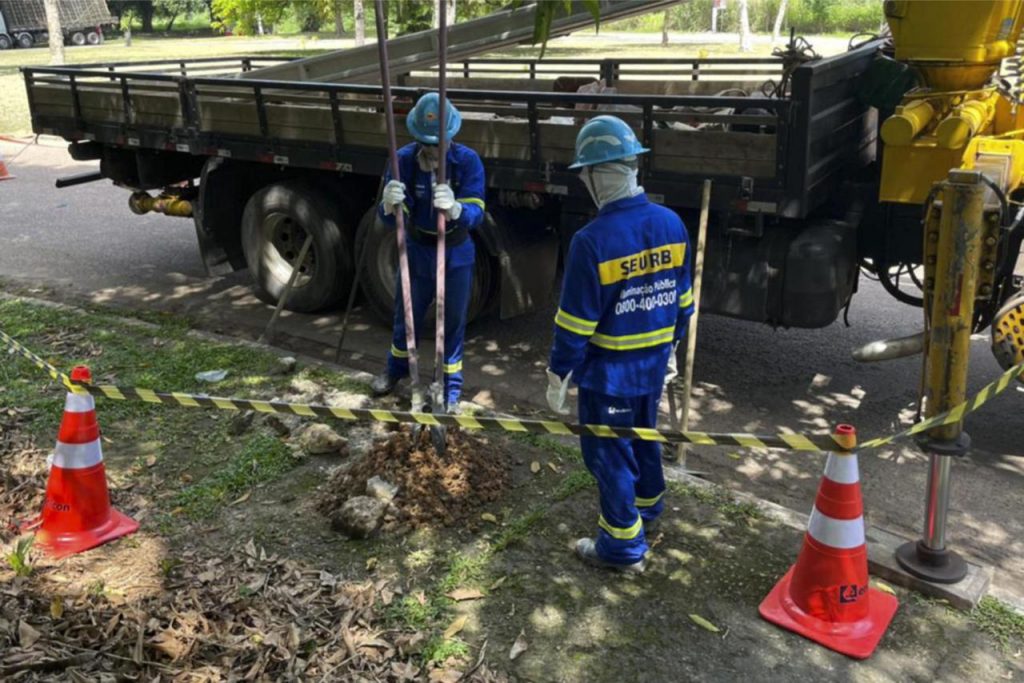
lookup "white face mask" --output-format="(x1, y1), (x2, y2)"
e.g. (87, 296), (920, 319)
(579, 160), (644, 209)
(417, 144), (439, 172)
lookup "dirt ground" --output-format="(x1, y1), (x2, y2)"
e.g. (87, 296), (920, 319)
(1, 298), (1024, 681)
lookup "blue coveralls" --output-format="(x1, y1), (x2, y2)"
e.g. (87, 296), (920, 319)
(379, 142), (486, 405)
(549, 194), (694, 565)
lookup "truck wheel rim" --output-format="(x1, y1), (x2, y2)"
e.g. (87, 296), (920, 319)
(262, 212), (315, 287)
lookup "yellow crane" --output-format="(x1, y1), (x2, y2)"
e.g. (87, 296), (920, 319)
(880, 0), (1024, 583)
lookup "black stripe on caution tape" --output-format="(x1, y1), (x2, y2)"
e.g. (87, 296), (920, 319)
(859, 361), (1024, 449)
(0, 329), (67, 384)
(62, 381), (850, 452)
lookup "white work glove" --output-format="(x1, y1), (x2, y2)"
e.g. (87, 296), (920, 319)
(433, 183), (463, 221)
(664, 342), (680, 386)
(545, 368), (572, 416)
(381, 180), (406, 216)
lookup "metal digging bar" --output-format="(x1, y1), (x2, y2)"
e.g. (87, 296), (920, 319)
(374, 0), (425, 416)
(430, 0), (451, 456)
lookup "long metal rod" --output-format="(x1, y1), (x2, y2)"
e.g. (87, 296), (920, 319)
(677, 179), (713, 468)
(433, 0), (449, 411)
(923, 454), (953, 548)
(258, 234), (313, 345)
(374, 0), (422, 407)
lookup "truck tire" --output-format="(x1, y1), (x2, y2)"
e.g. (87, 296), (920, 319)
(16, 33), (33, 48)
(241, 180), (355, 313)
(0, 35), (12, 50)
(86, 31), (101, 45)
(355, 207), (496, 326)
(71, 32), (86, 46)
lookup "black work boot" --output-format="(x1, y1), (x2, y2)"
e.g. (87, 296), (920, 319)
(370, 372), (402, 397)
(643, 517), (661, 537)
(574, 538), (646, 574)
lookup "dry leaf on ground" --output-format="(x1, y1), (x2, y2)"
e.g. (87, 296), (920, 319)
(509, 630), (528, 660)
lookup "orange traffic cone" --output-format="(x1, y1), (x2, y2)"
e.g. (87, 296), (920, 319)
(25, 366), (138, 557)
(758, 425), (898, 659)
(0, 148), (13, 181)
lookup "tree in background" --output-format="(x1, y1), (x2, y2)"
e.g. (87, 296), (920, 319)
(108, 1), (157, 32)
(42, 0), (64, 65)
(661, 8), (670, 46)
(355, 0), (365, 44)
(738, 0), (752, 51)
(211, 0), (287, 34)
(772, 0), (788, 43)
(155, 0), (207, 32)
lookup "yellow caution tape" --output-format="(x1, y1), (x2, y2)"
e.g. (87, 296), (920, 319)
(1, 328), (1021, 453)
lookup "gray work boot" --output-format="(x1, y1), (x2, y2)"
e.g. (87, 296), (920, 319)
(574, 538), (646, 574)
(370, 372), (402, 397)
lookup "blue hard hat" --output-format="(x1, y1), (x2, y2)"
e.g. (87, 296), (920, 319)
(569, 115), (649, 169)
(406, 92), (462, 145)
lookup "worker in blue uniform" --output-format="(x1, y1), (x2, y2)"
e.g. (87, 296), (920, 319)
(371, 93), (487, 413)
(546, 115), (694, 573)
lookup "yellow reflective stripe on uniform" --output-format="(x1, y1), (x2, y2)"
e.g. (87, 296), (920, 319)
(591, 326), (675, 351)
(597, 243), (685, 285)
(635, 492), (664, 508)
(443, 360), (463, 374)
(598, 514), (643, 540)
(390, 344), (409, 359)
(679, 289), (694, 307)
(555, 308), (598, 336)
(458, 197), (486, 210)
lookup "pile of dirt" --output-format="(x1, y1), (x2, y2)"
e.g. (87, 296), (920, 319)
(317, 426), (511, 531)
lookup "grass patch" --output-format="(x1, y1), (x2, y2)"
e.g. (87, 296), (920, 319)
(421, 637), (470, 665)
(438, 551), (490, 594)
(492, 508), (547, 552)
(386, 593), (448, 630)
(553, 468), (595, 501)
(971, 597), (1024, 652)
(513, 433), (582, 463)
(171, 433), (294, 519)
(669, 480), (762, 525)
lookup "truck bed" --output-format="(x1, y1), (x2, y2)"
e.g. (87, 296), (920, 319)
(22, 45), (880, 219)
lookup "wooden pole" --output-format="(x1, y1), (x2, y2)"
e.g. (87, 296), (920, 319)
(677, 179), (712, 469)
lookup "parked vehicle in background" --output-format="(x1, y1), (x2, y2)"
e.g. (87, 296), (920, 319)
(0, 0), (114, 50)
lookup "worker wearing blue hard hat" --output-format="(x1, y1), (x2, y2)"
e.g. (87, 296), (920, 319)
(547, 114), (694, 573)
(371, 92), (486, 413)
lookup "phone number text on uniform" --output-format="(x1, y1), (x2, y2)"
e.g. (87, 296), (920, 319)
(615, 289), (677, 315)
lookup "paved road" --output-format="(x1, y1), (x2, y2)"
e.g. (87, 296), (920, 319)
(3, 137), (1023, 601)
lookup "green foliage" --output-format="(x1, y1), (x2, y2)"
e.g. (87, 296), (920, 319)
(514, 0), (601, 58)
(971, 596), (1024, 652)
(5, 536), (34, 577)
(608, 0), (882, 36)
(211, 0), (288, 34)
(172, 433), (295, 519)
(421, 636), (470, 664)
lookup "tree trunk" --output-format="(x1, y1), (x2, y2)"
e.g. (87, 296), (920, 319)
(42, 0), (64, 65)
(433, 0), (440, 28)
(739, 0), (753, 52)
(661, 9), (669, 46)
(166, 11), (180, 32)
(448, 0), (455, 24)
(772, 0), (788, 45)
(334, 1), (344, 36)
(140, 1), (154, 32)
(355, 0), (365, 45)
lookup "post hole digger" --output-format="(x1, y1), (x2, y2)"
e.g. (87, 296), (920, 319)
(369, 0), (488, 455)
(372, 0), (430, 446)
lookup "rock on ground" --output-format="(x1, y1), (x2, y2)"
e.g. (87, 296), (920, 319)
(330, 496), (386, 539)
(297, 423), (347, 456)
(366, 476), (399, 503)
